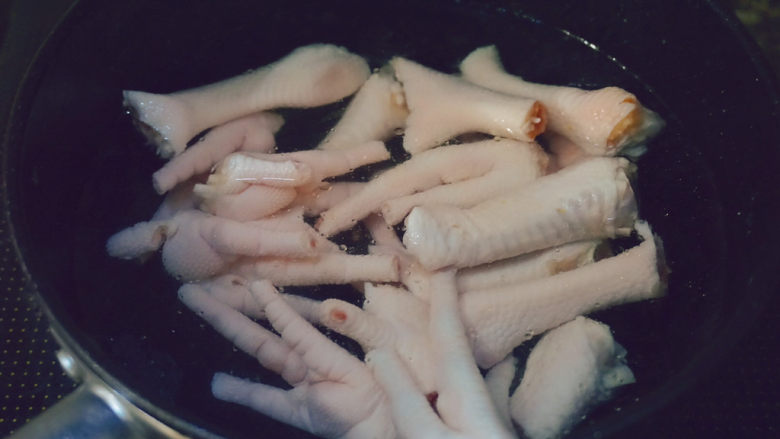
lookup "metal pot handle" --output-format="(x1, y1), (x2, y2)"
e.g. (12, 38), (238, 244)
(7, 350), (189, 439)
(8, 384), (136, 439)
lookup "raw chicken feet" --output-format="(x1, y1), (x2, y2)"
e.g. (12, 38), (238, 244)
(206, 281), (395, 439)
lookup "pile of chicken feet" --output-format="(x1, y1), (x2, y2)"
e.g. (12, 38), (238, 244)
(108, 44), (667, 439)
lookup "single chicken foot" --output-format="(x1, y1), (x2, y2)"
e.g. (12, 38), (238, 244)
(124, 44), (370, 157)
(208, 280), (395, 439)
(391, 56), (546, 154)
(460, 45), (663, 156)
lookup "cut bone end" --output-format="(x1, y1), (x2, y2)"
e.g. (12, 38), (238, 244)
(526, 101), (548, 139)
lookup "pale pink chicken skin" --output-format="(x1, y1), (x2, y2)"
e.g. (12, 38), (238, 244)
(194, 141), (389, 220)
(403, 157), (637, 270)
(199, 184), (298, 222)
(543, 132), (590, 173)
(249, 140), (390, 192)
(510, 317), (635, 439)
(362, 213), (402, 252)
(208, 140), (389, 188)
(461, 221), (666, 368)
(320, 283), (437, 394)
(484, 355), (519, 430)
(362, 214), (435, 300)
(195, 155), (313, 197)
(291, 182), (365, 216)
(178, 282), (308, 384)
(380, 141), (549, 226)
(106, 209), (318, 281)
(150, 179), (200, 221)
(367, 270), (515, 439)
(460, 45), (663, 157)
(456, 240), (602, 292)
(152, 112), (283, 194)
(317, 139), (546, 237)
(391, 56), (546, 154)
(245, 205), (339, 252)
(206, 281), (396, 439)
(124, 44), (371, 157)
(317, 70), (408, 151)
(233, 252), (400, 287)
(107, 182), (199, 261)
(185, 274), (322, 323)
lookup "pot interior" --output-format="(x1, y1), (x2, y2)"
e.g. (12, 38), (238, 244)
(5, 0), (778, 438)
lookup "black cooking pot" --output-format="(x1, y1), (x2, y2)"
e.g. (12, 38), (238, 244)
(2, 0), (778, 437)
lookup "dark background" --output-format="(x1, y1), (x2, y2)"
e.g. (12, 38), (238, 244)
(0, 0), (777, 437)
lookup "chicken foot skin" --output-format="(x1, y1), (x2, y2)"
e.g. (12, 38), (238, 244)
(404, 157), (637, 270)
(234, 252), (400, 287)
(124, 44), (370, 158)
(462, 221), (665, 368)
(318, 71), (408, 151)
(367, 270), (515, 439)
(320, 283), (436, 394)
(194, 141), (389, 220)
(317, 139), (545, 236)
(206, 281), (395, 439)
(460, 45), (663, 157)
(107, 209), (318, 281)
(510, 317), (635, 439)
(391, 56), (546, 154)
(152, 111), (283, 194)
(456, 240), (601, 292)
